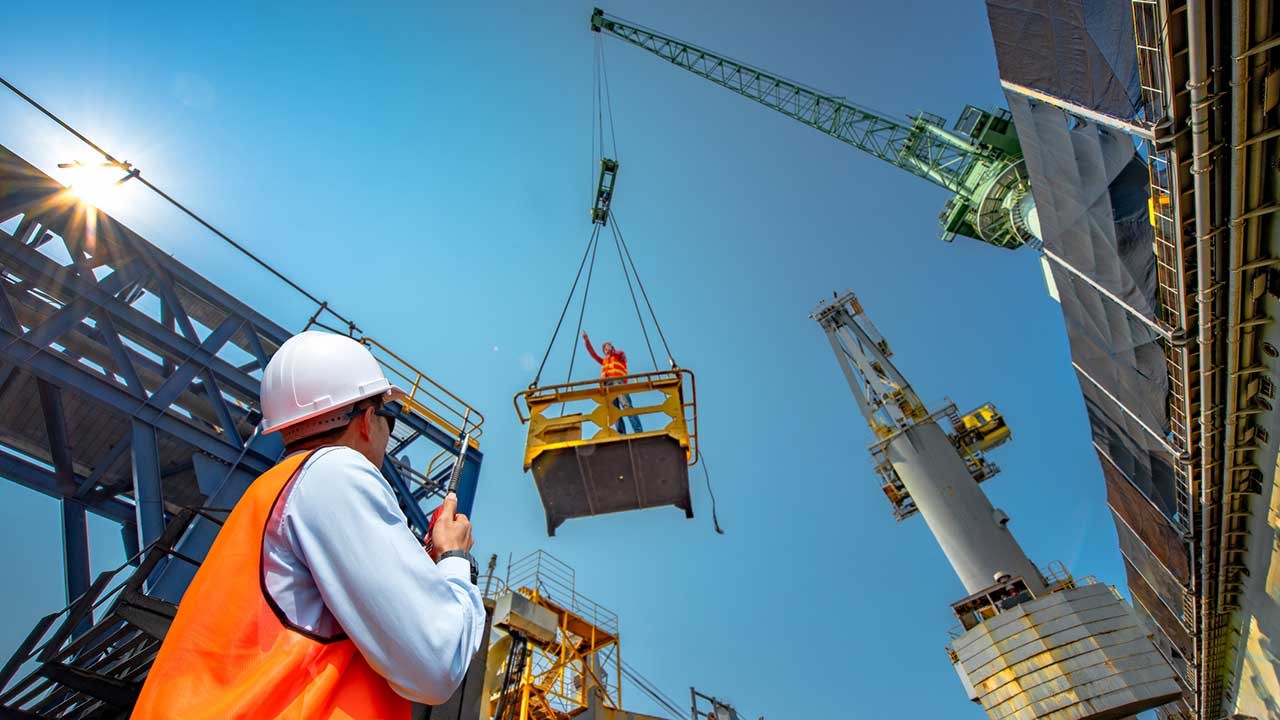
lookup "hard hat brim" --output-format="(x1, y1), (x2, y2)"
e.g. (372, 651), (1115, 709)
(261, 383), (409, 435)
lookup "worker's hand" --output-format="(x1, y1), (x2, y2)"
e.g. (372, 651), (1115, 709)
(582, 331), (589, 341)
(429, 492), (474, 561)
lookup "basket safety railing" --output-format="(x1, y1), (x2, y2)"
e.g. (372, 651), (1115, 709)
(513, 369), (697, 469)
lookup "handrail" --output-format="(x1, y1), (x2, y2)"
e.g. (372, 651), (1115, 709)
(513, 369), (698, 467)
(361, 337), (484, 447)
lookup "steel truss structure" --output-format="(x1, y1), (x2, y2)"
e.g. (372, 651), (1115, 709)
(0, 143), (485, 712)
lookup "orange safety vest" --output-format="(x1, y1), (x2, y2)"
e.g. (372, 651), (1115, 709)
(601, 351), (628, 378)
(132, 450), (410, 720)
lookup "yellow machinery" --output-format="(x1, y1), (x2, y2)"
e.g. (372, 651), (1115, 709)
(514, 370), (697, 535)
(951, 403), (1010, 453)
(483, 552), (624, 720)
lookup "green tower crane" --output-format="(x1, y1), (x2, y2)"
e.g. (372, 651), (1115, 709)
(589, 8), (1041, 251)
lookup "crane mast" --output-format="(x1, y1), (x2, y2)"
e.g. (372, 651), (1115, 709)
(590, 8), (1041, 250)
(811, 291), (1044, 596)
(811, 292), (1184, 718)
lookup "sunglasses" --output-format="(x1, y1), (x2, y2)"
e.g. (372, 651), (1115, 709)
(347, 403), (398, 435)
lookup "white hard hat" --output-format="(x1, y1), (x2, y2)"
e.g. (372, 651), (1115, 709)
(260, 331), (406, 437)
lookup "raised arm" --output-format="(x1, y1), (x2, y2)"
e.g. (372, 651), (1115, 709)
(582, 332), (604, 364)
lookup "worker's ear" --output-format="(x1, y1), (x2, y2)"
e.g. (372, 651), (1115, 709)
(358, 406), (374, 442)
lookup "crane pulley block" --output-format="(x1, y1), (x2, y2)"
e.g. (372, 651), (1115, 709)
(591, 158), (619, 226)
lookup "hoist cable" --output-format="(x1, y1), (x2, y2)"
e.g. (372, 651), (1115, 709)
(609, 220), (658, 370)
(0, 75), (360, 334)
(599, 37), (619, 159)
(591, 39), (601, 207)
(609, 212), (676, 368)
(532, 225), (600, 387)
(595, 40), (606, 174)
(565, 229), (602, 384)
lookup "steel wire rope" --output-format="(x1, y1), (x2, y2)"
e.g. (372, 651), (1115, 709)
(531, 225), (601, 387)
(565, 229), (602, 384)
(608, 220), (658, 370)
(618, 660), (685, 719)
(696, 448), (726, 535)
(618, 659), (680, 712)
(0, 75), (360, 335)
(592, 37), (601, 208)
(599, 36), (619, 159)
(594, 37), (607, 176)
(608, 211), (676, 367)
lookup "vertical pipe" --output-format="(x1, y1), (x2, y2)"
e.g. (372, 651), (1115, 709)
(1185, 0), (1218, 713)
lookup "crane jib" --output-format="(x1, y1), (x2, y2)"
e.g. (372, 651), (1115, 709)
(589, 7), (1037, 250)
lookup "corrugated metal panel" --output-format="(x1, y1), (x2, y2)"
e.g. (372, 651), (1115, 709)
(1124, 558), (1193, 662)
(1102, 451), (1188, 583)
(955, 585), (1181, 719)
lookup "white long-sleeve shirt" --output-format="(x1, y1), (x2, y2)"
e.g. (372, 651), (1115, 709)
(261, 446), (485, 705)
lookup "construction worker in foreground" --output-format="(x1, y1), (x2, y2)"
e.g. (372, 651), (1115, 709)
(583, 331), (643, 434)
(133, 331), (484, 719)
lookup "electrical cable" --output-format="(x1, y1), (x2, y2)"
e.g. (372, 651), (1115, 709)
(609, 212), (676, 367)
(0, 75), (361, 335)
(697, 449), (725, 535)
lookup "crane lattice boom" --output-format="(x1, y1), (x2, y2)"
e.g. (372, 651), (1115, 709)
(590, 8), (1040, 250)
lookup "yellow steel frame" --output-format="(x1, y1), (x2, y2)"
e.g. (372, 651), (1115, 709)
(513, 369), (698, 471)
(361, 337), (483, 448)
(493, 587), (623, 720)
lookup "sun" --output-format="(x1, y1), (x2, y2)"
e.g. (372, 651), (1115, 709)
(57, 160), (134, 211)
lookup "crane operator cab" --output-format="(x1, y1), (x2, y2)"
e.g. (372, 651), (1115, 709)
(514, 370), (698, 536)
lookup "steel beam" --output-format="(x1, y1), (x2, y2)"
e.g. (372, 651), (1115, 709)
(0, 451), (135, 524)
(60, 499), (91, 637)
(0, 326), (276, 475)
(35, 379), (93, 614)
(130, 421), (164, 551)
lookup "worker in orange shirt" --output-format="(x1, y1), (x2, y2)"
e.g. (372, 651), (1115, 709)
(583, 331), (643, 434)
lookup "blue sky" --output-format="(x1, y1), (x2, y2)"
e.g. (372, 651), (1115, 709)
(1, 1), (1125, 717)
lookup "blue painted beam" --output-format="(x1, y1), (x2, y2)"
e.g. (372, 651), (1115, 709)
(89, 311), (146, 399)
(0, 451), (135, 524)
(2, 240), (270, 402)
(130, 421), (165, 551)
(121, 521), (141, 567)
(0, 326), (277, 475)
(35, 379), (93, 620)
(380, 457), (431, 539)
(60, 498), (91, 636)
(75, 435), (130, 498)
